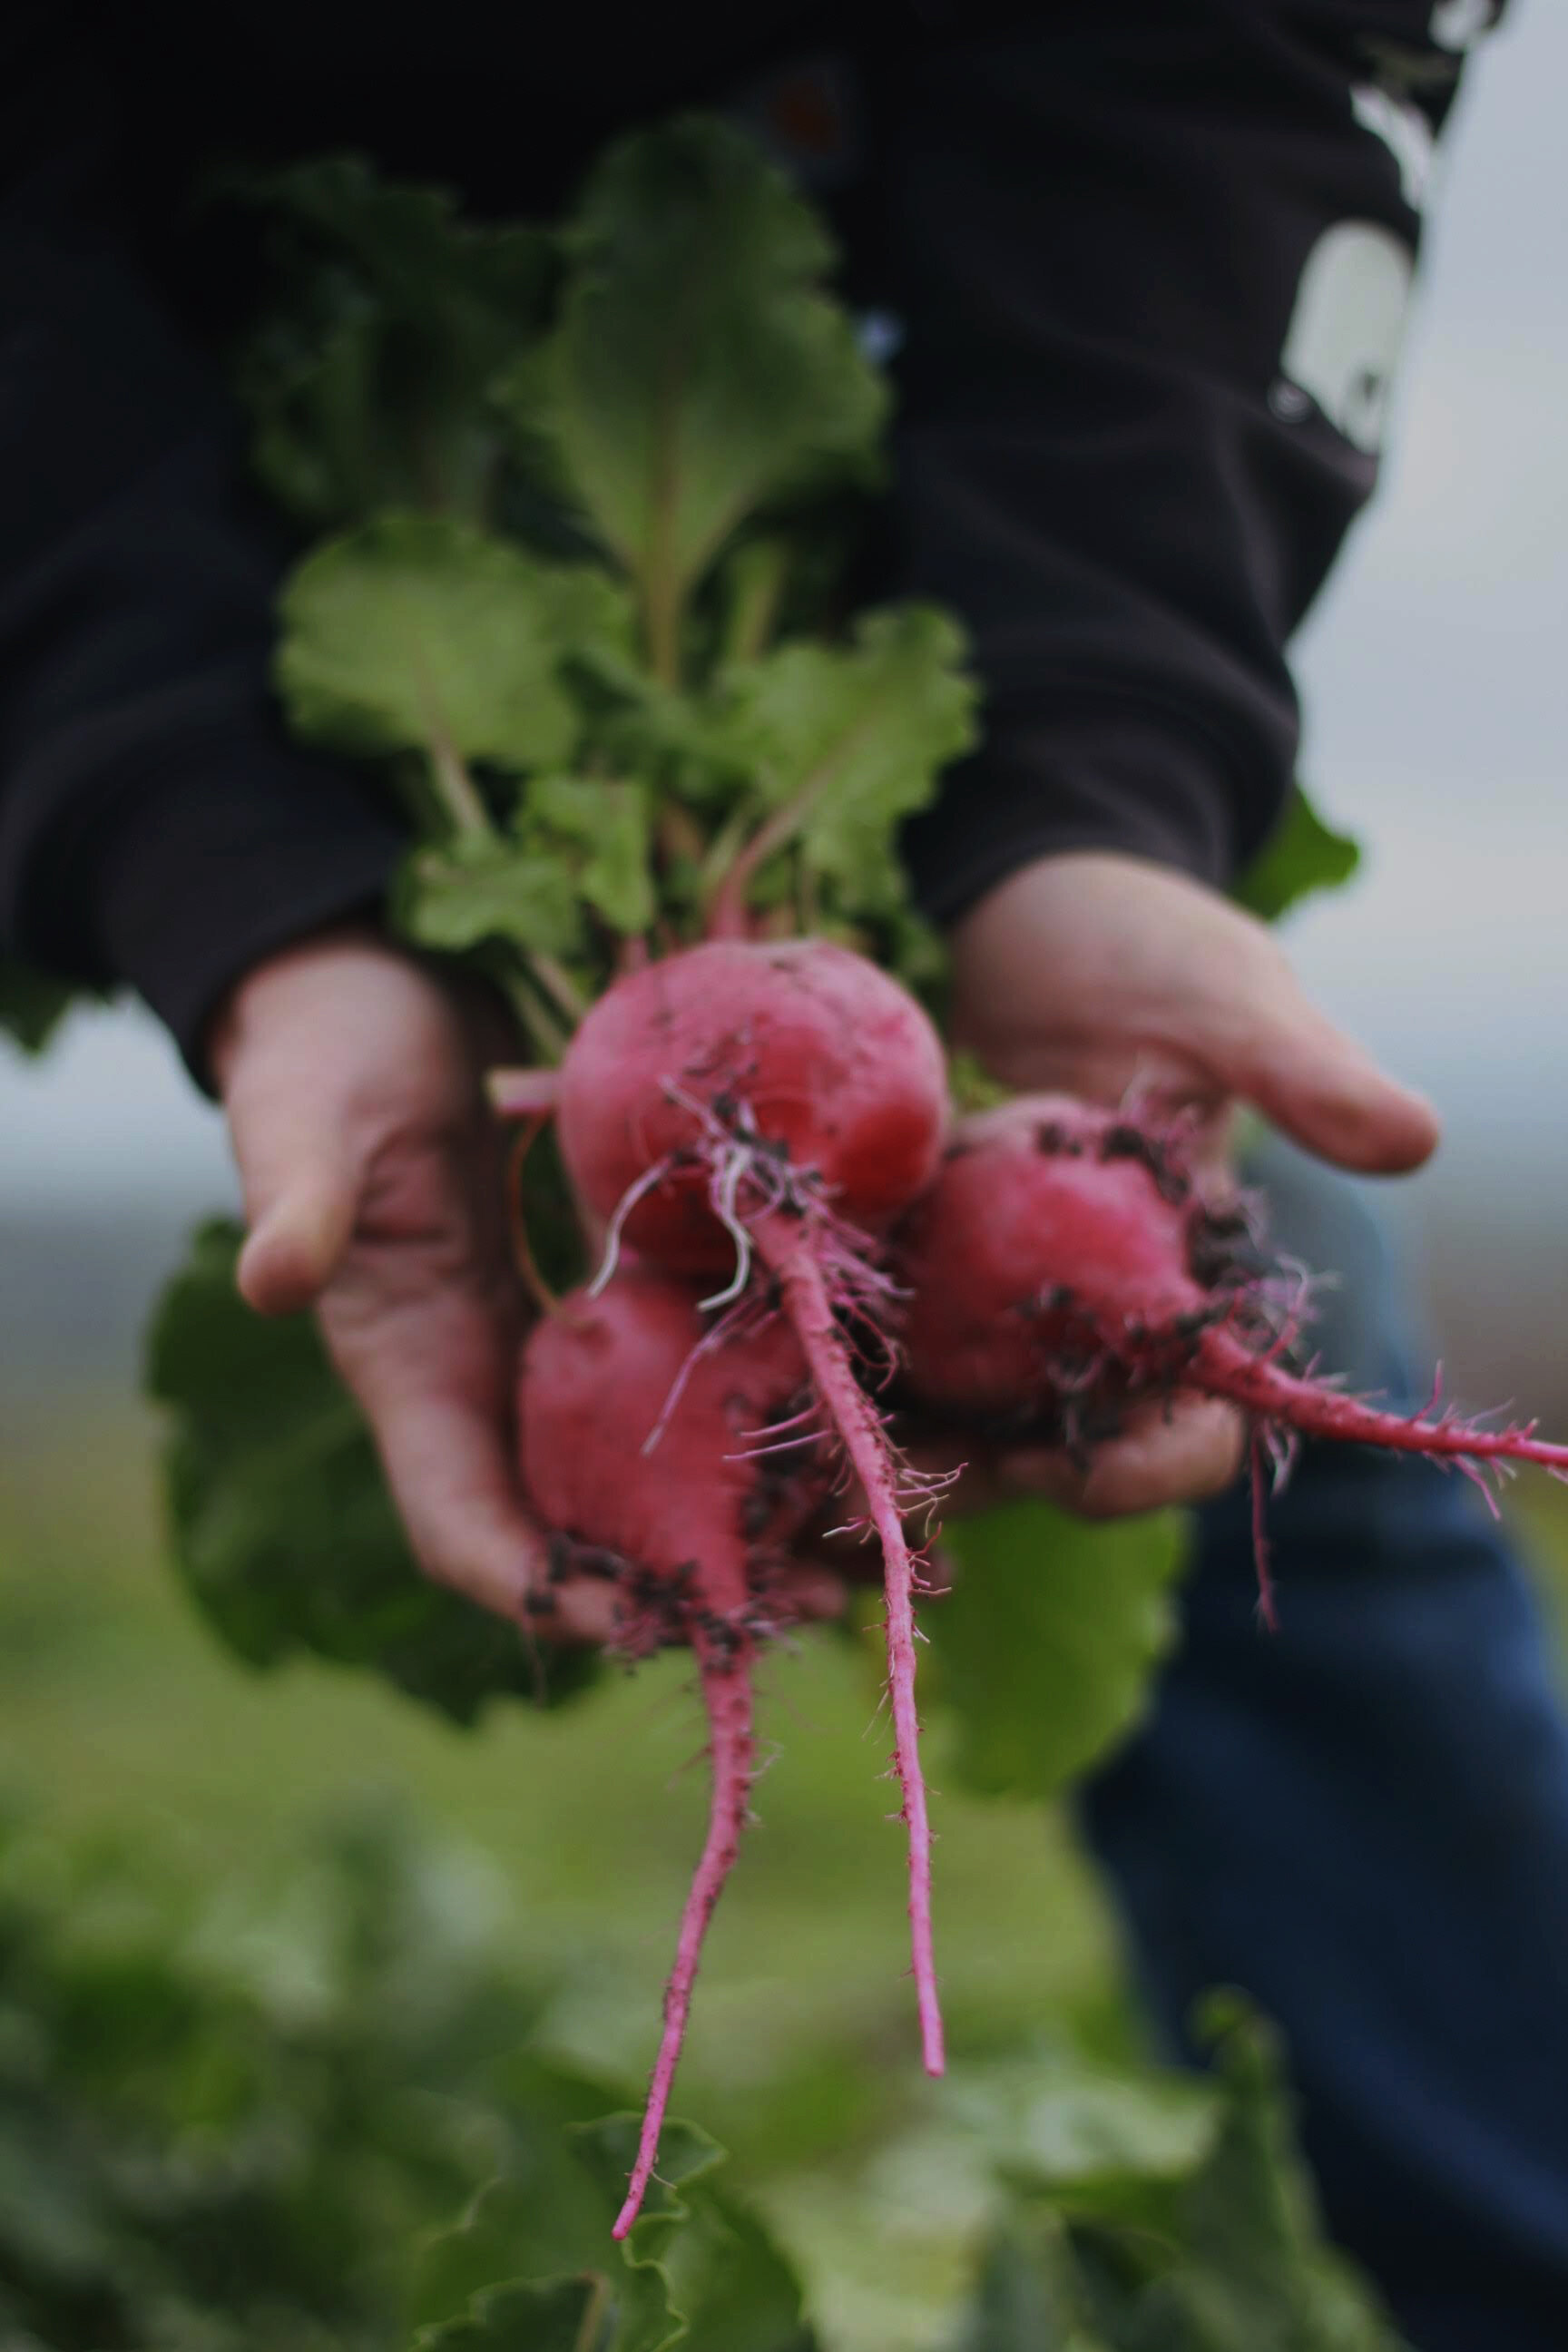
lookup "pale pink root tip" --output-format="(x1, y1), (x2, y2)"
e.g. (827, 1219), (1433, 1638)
(1248, 1432), (1279, 1633)
(1198, 1330), (1568, 1481)
(485, 1065), (562, 1120)
(612, 1642), (753, 2240)
(754, 1215), (946, 2078)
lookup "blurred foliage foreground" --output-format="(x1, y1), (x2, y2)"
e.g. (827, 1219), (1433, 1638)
(0, 1396), (1423, 2352)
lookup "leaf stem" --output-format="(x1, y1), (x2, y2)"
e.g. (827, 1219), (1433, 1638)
(643, 568), (683, 690)
(705, 706), (879, 937)
(528, 949), (590, 1027)
(504, 1116), (565, 1321)
(498, 965), (568, 1064)
(705, 760), (834, 939)
(573, 2274), (612, 2352)
(415, 665), (495, 839)
(720, 534), (792, 668)
(430, 737), (495, 837)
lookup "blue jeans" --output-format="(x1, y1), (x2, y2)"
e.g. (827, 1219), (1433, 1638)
(1080, 1144), (1568, 2352)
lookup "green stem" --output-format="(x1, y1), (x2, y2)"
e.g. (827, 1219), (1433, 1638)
(419, 707), (494, 840)
(573, 2275), (612, 2352)
(497, 965), (567, 1065)
(705, 762), (833, 939)
(528, 949), (589, 1027)
(643, 564), (684, 690)
(704, 706), (880, 937)
(720, 534), (791, 668)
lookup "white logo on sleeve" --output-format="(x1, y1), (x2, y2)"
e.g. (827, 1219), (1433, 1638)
(1350, 83), (1438, 207)
(1430, 0), (1496, 54)
(1273, 222), (1415, 453)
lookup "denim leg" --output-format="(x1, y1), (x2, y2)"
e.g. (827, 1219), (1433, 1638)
(1078, 1142), (1568, 2352)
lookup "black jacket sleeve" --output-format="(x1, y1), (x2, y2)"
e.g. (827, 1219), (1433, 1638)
(882, 0), (1495, 922)
(0, 8), (402, 1074)
(0, 0), (1502, 1066)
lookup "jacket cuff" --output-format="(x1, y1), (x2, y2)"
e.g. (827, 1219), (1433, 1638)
(902, 704), (1269, 926)
(58, 751), (406, 1089)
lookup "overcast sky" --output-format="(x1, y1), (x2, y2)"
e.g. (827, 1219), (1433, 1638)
(3, 4), (1564, 1225)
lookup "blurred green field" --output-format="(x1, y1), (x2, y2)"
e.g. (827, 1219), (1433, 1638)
(0, 1387), (1132, 2346)
(7, 1385), (1568, 2347)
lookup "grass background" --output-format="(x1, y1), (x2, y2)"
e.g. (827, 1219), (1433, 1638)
(5, 1385), (1568, 2346)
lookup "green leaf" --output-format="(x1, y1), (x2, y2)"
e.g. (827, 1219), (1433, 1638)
(236, 156), (557, 531)
(1122, 2002), (1410, 2352)
(394, 779), (653, 965)
(413, 2095), (816, 2352)
(929, 1502), (1191, 1800)
(413, 2276), (608, 2350)
(0, 1808), (557, 2352)
(525, 778), (655, 936)
(719, 605), (976, 850)
(144, 1219), (595, 1723)
(535, 117), (887, 660)
(965, 2050), (1221, 2201)
(687, 605), (977, 943)
(969, 2006), (1413, 2352)
(397, 836), (586, 962)
(0, 956), (78, 1054)
(277, 514), (579, 772)
(667, 2187), (821, 2352)
(1232, 786), (1360, 924)
(955, 2211), (1117, 2352)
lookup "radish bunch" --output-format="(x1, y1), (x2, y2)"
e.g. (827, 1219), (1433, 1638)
(508, 937), (954, 2235)
(504, 985), (1568, 2234)
(218, 123), (1568, 2247)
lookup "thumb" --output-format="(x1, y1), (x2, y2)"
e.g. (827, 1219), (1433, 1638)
(228, 1093), (360, 1316)
(1224, 984), (1439, 1176)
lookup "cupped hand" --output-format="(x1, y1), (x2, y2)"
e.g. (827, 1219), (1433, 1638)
(921, 849), (1441, 1520)
(209, 926), (848, 1642)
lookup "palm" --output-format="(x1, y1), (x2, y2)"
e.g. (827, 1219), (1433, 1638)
(919, 852), (1438, 1517)
(213, 931), (843, 1640)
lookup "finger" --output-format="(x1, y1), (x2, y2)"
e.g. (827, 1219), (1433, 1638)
(237, 1167), (359, 1316)
(334, 1324), (556, 1627)
(757, 1559), (851, 1622)
(524, 1573), (623, 1647)
(779, 1562), (851, 1619)
(1220, 988), (1439, 1178)
(993, 1394), (1245, 1519)
(227, 1093), (360, 1316)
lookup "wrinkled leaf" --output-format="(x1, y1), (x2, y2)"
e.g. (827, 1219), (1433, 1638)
(398, 836), (586, 961)
(0, 956), (77, 1054)
(1232, 786), (1360, 924)
(535, 117), (886, 646)
(959, 2050), (1220, 2201)
(668, 2187), (821, 2352)
(1124, 2002), (1409, 2352)
(0, 1810), (554, 2352)
(525, 777), (655, 936)
(277, 514), (579, 772)
(237, 156), (557, 530)
(971, 2007), (1412, 2352)
(929, 1502), (1191, 1800)
(414, 2095), (816, 2352)
(144, 1219), (595, 1723)
(414, 2276), (608, 2349)
(710, 605), (977, 880)
(955, 2211), (1116, 2352)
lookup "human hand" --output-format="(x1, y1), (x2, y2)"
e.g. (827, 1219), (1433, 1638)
(920, 849), (1440, 1519)
(209, 927), (848, 1642)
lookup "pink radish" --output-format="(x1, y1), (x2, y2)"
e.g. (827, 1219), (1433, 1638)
(896, 1095), (1568, 1620)
(520, 1266), (826, 2237)
(555, 937), (949, 1277)
(548, 936), (953, 2105)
